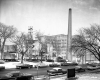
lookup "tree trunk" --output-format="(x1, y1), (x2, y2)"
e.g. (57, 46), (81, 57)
(0, 52), (1, 59)
(1, 39), (6, 59)
(40, 52), (42, 63)
(80, 56), (83, 64)
(99, 57), (100, 63)
(17, 52), (20, 60)
(37, 55), (38, 60)
(0, 51), (2, 59)
(1, 49), (4, 59)
(21, 54), (24, 63)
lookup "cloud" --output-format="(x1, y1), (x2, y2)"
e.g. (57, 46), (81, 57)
(71, 0), (100, 14)
(89, 6), (99, 11)
(74, 0), (87, 5)
(72, 0), (87, 6)
(90, 0), (100, 10)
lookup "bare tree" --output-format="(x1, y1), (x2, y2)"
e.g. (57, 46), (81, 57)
(71, 24), (100, 62)
(45, 36), (60, 58)
(13, 33), (34, 63)
(0, 22), (17, 59)
(35, 31), (47, 62)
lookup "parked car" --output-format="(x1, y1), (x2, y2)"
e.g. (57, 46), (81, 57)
(34, 62), (48, 68)
(75, 66), (85, 72)
(16, 63), (33, 69)
(61, 61), (78, 66)
(0, 60), (5, 70)
(46, 59), (54, 62)
(57, 59), (66, 62)
(61, 62), (71, 66)
(47, 67), (67, 76)
(67, 62), (78, 66)
(0, 60), (5, 64)
(3, 59), (19, 62)
(0, 66), (5, 70)
(95, 63), (100, 69)
(86, 65), (99, 70)
(49, 62), (60, 67)
(0, 71), (34, 80)
(54, 62), (61, 66)
(26, 59), (39, 62)
(86, 63), (97, 67)
(38, 59), (45, 62)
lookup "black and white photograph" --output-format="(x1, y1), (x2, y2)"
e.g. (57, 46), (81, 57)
(0, 0), (100, 80)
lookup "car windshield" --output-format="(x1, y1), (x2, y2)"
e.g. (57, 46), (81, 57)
(76, 66), (81, 68)
(58, 69), (62, 71)
(5, 71), (21, 77)
(52, 69), (57, 71)
(0, 60), (5, 64)
(53, 68), (62, 71)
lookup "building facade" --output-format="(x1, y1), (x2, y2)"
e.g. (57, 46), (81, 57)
(3, 44), (17, 59)
(54, 34), (67, 59)
(43, 34), (68, 59)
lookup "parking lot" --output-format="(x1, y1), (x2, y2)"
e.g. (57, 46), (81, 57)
(1, 59), (100, 80)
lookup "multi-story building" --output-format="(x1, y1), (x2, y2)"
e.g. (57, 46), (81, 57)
(44, 34), (67, 59)
(1, 39), (17, 59)
(4, 45), (17, 59)
(53, 34), (67, 59)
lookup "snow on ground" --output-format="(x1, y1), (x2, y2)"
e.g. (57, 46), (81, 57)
(54, 62), (61, 65)
(42, 61), (61, 66)
(0, 61), (62, 69)
(0, 61), (39, 69)
(51, 77), (66, 80)
(2, 62), (21, 69)
(23, 61), (39, 67)
(0, 62), (16, 69)
(42, 61), (53, 66)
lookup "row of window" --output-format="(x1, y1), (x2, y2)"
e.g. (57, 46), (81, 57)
(57, 42), (67, 44)
(57, 39), (67, 42)
(57, 45), (67, 48)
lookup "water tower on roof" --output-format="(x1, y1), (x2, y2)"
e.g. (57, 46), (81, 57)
(28, 26), (34, 44)
(28, 26), (33, 40)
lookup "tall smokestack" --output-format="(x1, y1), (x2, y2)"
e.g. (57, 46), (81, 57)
(67, 8), (72, 61)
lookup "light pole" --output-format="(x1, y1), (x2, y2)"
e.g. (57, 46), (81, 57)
(0, 39), (1, 59)
(37, 65), (39, 78)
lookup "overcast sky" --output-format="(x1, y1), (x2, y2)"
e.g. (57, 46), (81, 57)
(0, 0), (100, 35)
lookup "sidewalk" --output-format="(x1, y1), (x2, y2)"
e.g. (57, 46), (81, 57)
(50, 73), (100, 80)
(34, 72), (100, 80)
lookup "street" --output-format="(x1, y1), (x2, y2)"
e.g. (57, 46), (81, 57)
(1, 65), (100, 80)
(0, 66), (75, 77)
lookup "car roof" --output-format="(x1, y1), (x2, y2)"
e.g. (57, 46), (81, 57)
(8, 71), (20, 74)
(18, 63), (29, 65)
(6, 71), (21, 76)
(76, 66), (81, 68)
(53, 67), (62, 70)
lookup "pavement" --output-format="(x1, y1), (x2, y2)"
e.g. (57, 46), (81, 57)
(33, 69), (100, 80)
(52, 72), (100, 80)
(1, 61), (100, 80)
(34, 73), (100, 80)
